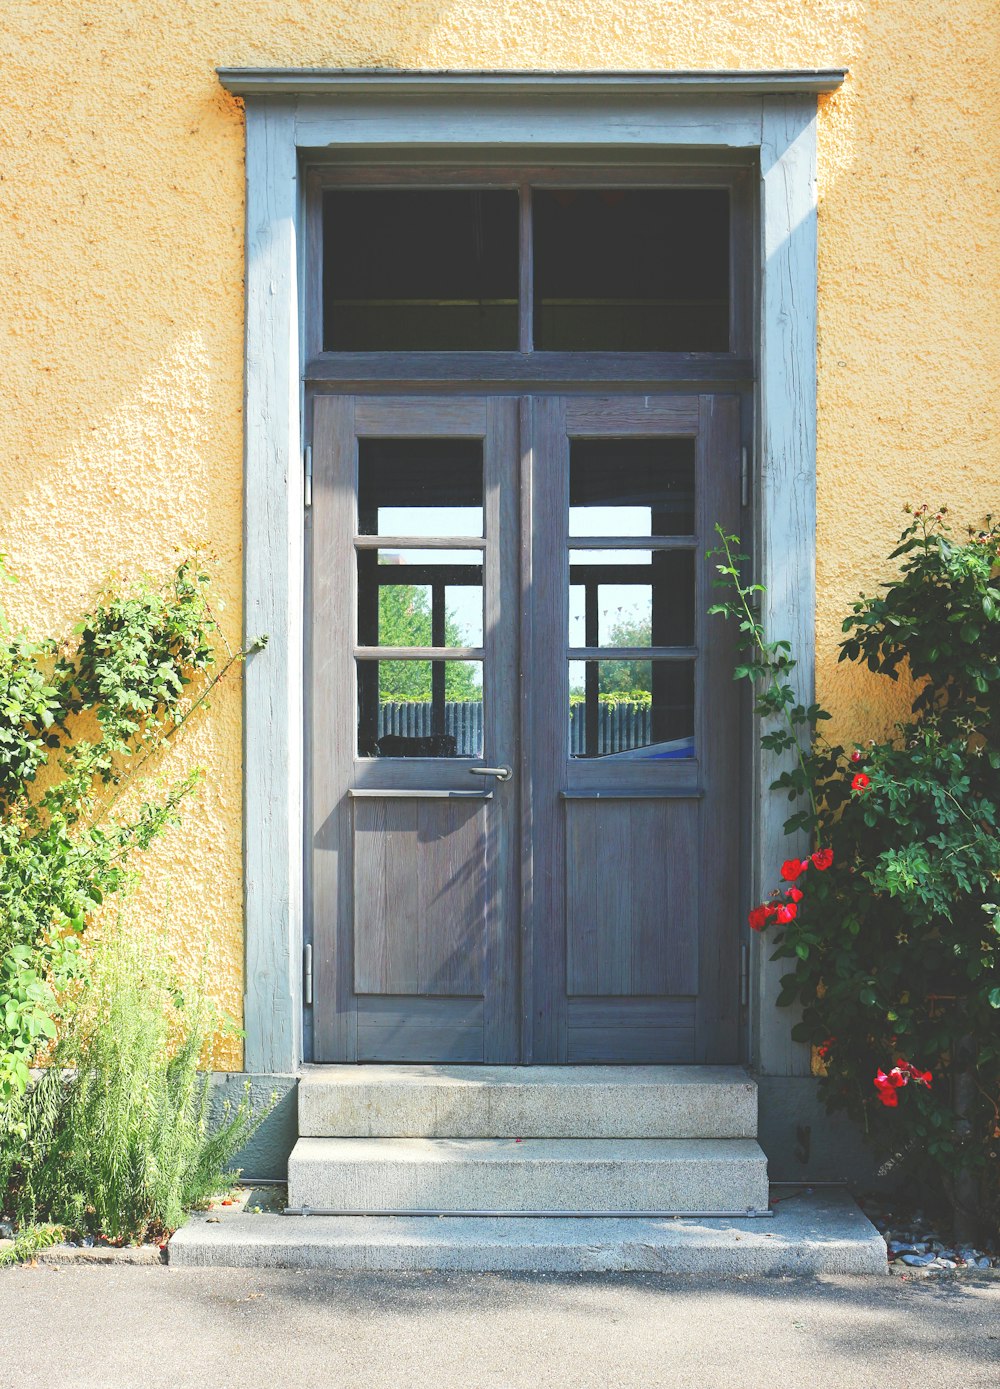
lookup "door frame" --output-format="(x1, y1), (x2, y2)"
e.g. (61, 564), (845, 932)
(219, 67), (847, 1078)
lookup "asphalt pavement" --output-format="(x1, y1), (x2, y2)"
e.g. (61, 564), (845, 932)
(0, 1265), (997, 1389)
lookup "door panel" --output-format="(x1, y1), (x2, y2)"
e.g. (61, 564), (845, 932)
(352, 798), (487, 996)
(565, 798), (698, 998)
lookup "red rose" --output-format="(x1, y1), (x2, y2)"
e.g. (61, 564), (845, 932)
(787, 886), (804, 903)
(817, 1036), (835, 1060)
(774, 903), (797, 924)
(850, 750), (863, 764)
(852, 773), (870, 791)
(748, 906), (770, 932)
(780, 858), (807, 881)
(876, 1087), (899, 1108)
(811, 848), (834, 871)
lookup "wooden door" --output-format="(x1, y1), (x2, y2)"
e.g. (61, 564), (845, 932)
(526, 394), (743, 1063)
(310, 395), (520, 1063)
(310, 391), (743, 1064)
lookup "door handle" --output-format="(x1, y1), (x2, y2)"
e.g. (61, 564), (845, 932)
(469, 765), (513, 782)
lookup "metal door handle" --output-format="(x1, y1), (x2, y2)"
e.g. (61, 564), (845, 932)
(469, 765), (512, 782)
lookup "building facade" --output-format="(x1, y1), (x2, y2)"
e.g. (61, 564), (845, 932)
(4, 3), (998, 1178)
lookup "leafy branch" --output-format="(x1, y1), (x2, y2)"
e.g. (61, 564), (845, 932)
(708, 525), (830, 837)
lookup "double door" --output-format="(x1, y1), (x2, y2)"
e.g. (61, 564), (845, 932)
(310, 391), (742, 1064)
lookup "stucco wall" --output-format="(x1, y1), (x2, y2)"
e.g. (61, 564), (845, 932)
(2, 2), (998, 1068)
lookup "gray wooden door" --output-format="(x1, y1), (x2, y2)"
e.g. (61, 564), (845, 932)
(526, 395), (743, 1064)
(310, 392), (742, 1064)
(311, 395), (521, 1063)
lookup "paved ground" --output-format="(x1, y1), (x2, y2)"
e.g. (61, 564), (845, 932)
(0, 1266), (998, 1389)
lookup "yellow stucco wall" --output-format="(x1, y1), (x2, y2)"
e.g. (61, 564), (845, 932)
(2, 2), (998, 1068)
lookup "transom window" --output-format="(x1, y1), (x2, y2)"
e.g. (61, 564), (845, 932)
(321, 183), (735, 354)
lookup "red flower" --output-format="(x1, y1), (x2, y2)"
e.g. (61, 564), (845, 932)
(897, 1060), (933, 1088)
(850, 750), (863, 764)
(874, 1069), (904, 1106)
(787, 886), (804, 903)
(811, 848), (834, 871)
(748, 906), (770, 932)
(780, 858), (807, 881)
(817, 1037), (836, 1061)
(774, 903), (798, 924)
(852, 773), (870, 791)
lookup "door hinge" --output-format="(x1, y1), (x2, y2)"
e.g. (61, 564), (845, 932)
(303, 942), (313, 1005)
(740, 942), (750, 1008)
(304, 443), (313, 509)
(740, 446), (750, 509)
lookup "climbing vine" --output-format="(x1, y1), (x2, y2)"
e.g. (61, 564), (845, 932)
(0, 553), (262, 1100)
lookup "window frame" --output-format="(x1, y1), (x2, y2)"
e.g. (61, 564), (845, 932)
(304, 163), (755, 368)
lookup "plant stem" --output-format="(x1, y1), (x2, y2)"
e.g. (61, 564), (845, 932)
(716, 528), (821, 836)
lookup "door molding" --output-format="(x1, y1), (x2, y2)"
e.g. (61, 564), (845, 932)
(221, 67), (847, 1076)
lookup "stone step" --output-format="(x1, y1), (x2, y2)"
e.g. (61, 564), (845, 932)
(286, 1136), (769, 1214)
(169, 1191), (889, 1275)
(297, 1065), (757, 1139)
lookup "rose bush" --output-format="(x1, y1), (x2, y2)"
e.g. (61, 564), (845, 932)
(712, 509), (1000, 1240)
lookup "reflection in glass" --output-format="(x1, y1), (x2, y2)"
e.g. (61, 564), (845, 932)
(568, 550), (694, 648)
(324, 189), (519, 350)
(568, 660), (694, 759)
(358, 438), (484, 537)
(357, 660), (484, 758)
(359, 550), (484, 651)
(533, 188), (730, 351)
(569, 439), (695, 536)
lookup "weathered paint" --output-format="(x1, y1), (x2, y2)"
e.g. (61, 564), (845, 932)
(2, 3), (998, 1066)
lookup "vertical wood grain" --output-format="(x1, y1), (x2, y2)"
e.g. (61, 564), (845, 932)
(757, 97), (818, 1076)
(311, 394), (357, 1060)
(243, 99), (303, 1074)
(417, 801), (487, 995)
(483, 397), (521, 1060)
(693, 393), (742, 1061)
(529, 396), (570, 1060)
(633, 800), (697, 996)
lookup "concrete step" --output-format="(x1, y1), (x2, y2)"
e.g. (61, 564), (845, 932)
(169, 1190), (889, 1275)
(286, 1136), (769, 1214)
(297, 1065), (758, 1139)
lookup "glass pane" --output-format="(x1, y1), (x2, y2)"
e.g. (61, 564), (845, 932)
(569, 550), (694, 648)
(569, 438), (695, 537)
(358, 660), (484, 758)
(568, 660), (694, 759)
(324, 190), (519, 350)
(358, 439), (483, 537)
(358, 550), (484, 650)
(533, 188), (730, 351)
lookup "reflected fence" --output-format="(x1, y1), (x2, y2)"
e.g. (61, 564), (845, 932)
(377, 700), (652, 757)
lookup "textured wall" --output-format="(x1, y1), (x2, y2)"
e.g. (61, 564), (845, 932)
(2, 2), (998, 1067)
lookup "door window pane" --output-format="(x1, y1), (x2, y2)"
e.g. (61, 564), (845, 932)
(534, 189), (730, 351)
(324, 190), (519, 350)
(568, 660), (694, 759)
(569, 439), (695, 537)
(359, 550), (484, 650)
(569, 550), (694, 648)
(358, 439), (484, 537)
(358, 660), (484, 758)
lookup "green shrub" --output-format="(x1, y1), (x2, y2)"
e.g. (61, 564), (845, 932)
(0, 554), (260, 1100)
(1, 921), (266, 1245)
(711, 509), (1000, 1239)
